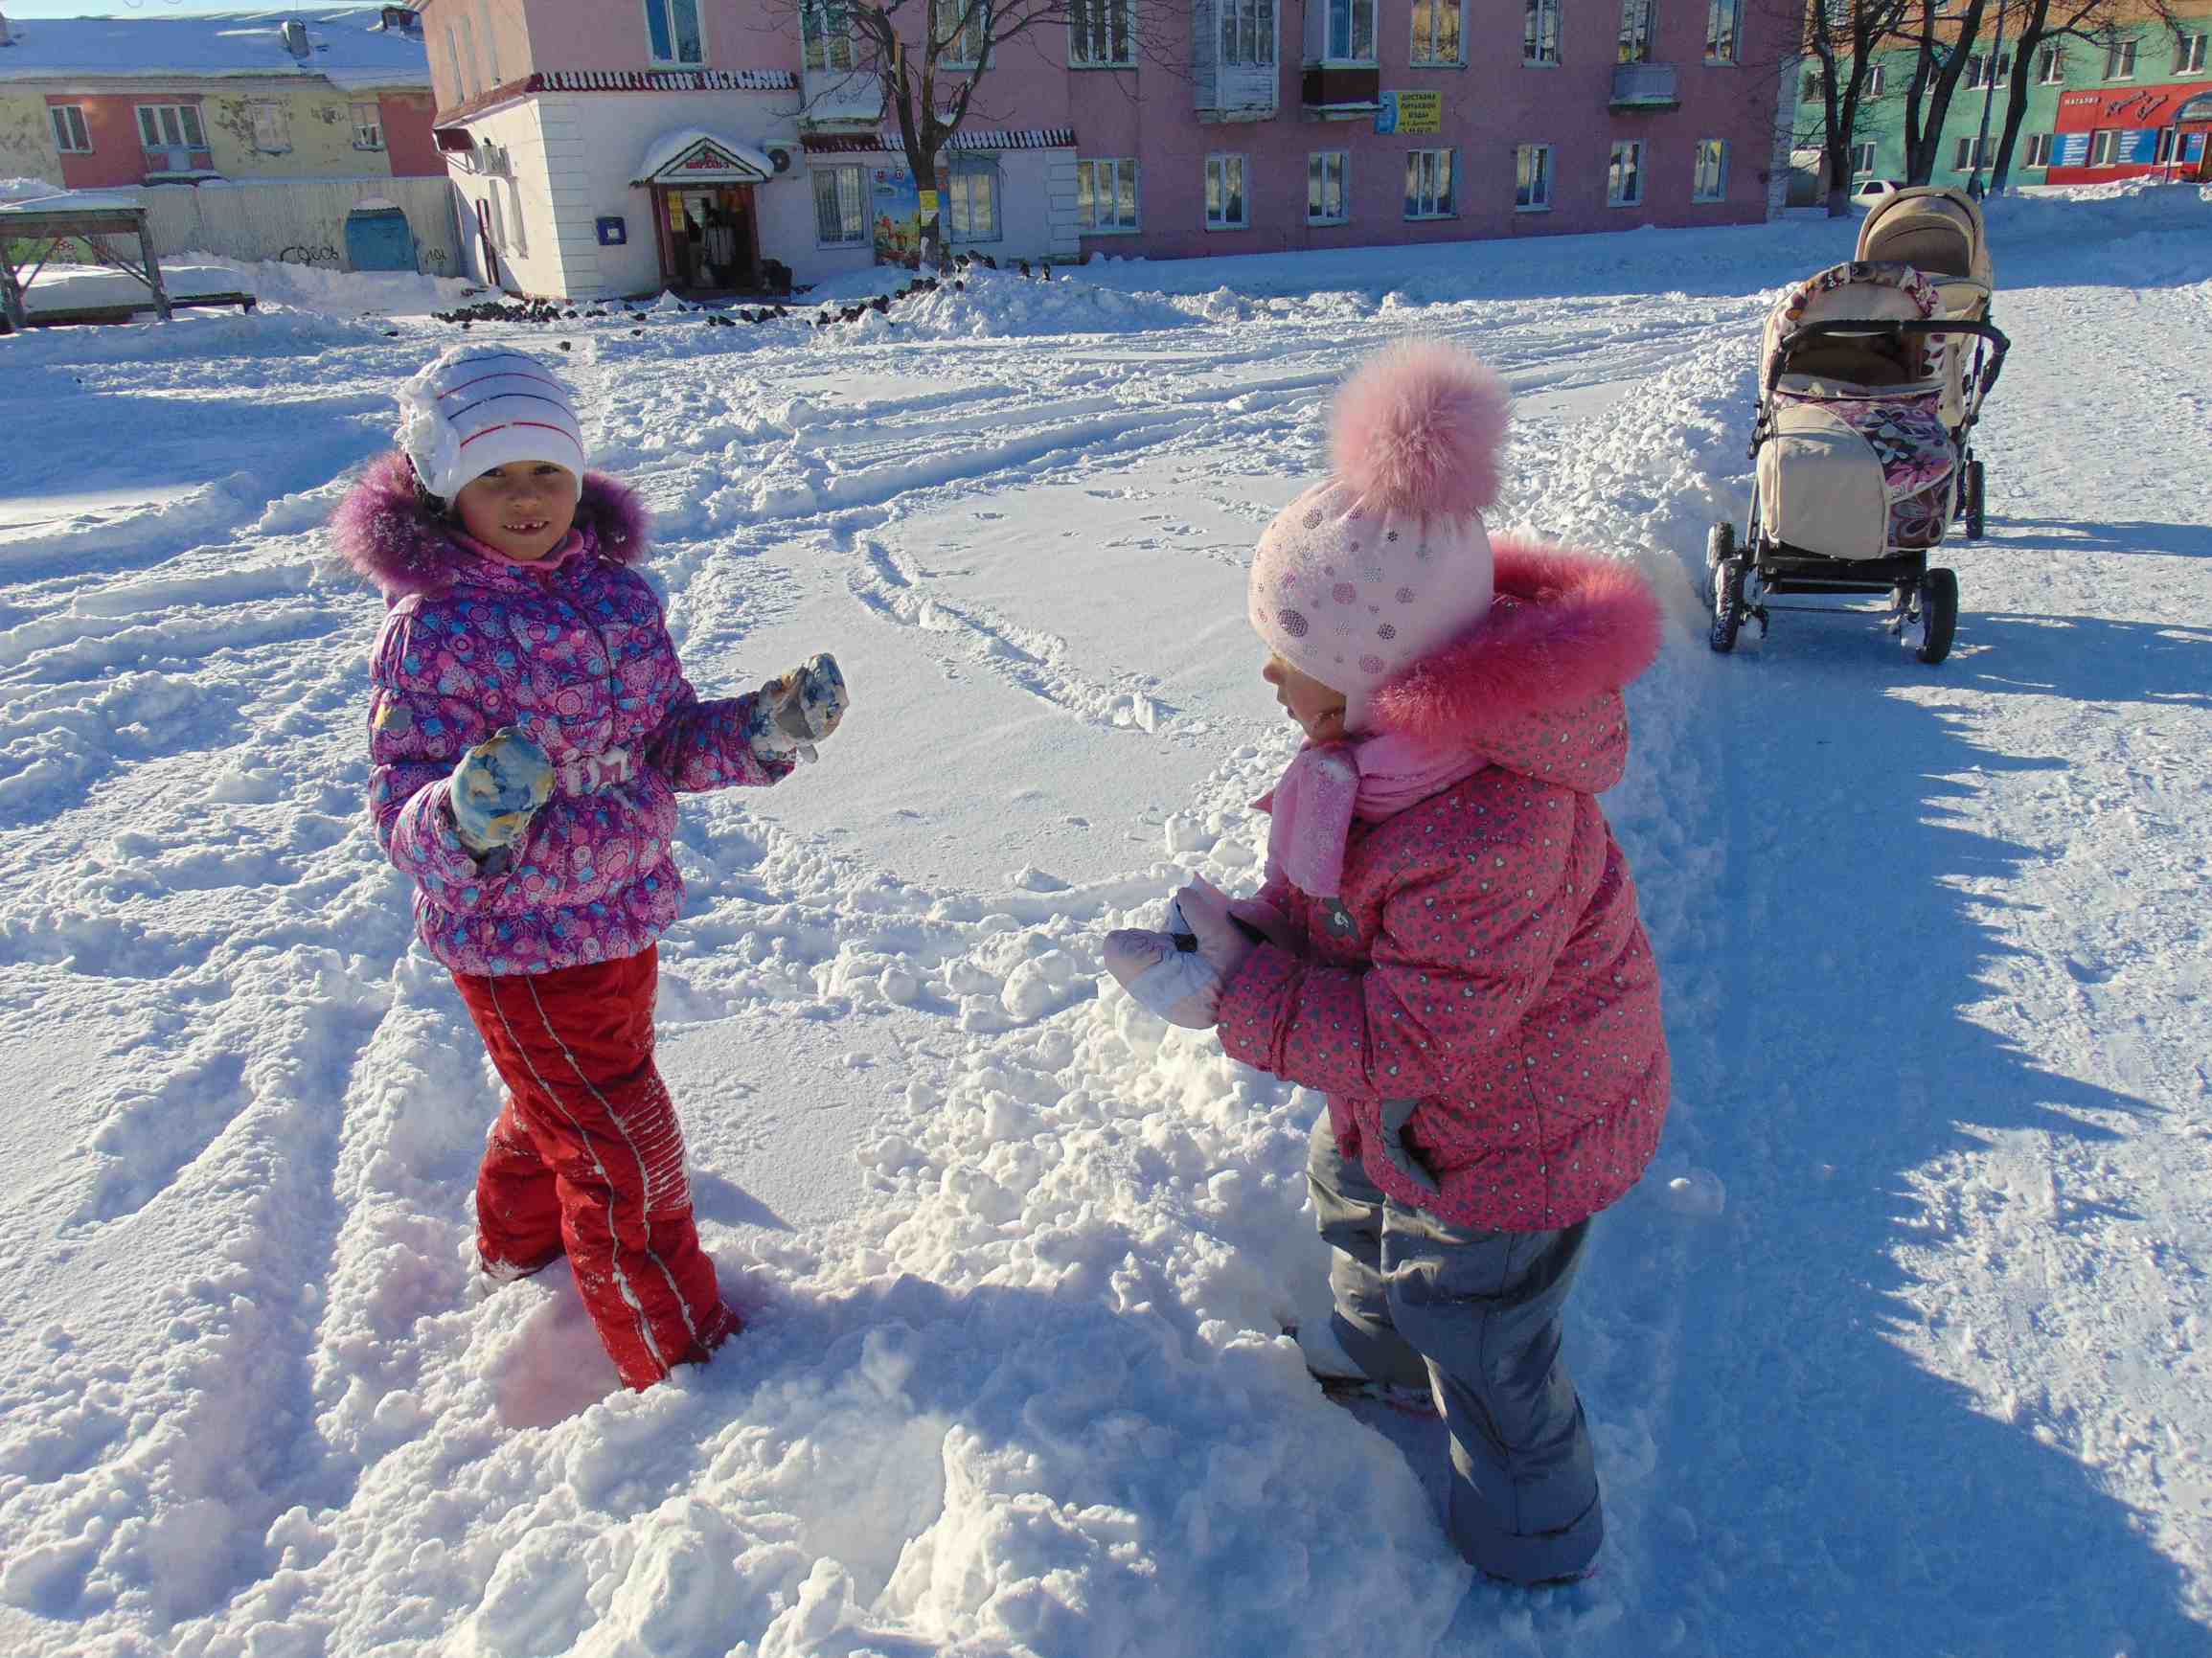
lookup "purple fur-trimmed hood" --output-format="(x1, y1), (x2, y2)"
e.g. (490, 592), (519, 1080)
(331, 450), (651, 599)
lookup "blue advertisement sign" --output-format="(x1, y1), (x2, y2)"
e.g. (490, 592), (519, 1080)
(2187, 132), (2208, 163)
(2121, 128), (2160, 164)
(2057, 131), (2091, 166)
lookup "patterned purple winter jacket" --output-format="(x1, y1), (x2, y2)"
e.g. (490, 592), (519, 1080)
(333, 453), (789, 977)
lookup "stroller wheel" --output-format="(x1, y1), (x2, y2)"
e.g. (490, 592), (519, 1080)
(1963, 461), (1986, 541)
(1709, 556), (1744, 654)
(1914, 567), (1959, 665)
(1705, 521), (1735, 574)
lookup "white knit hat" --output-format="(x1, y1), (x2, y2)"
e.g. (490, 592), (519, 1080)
(395, 344), (587, 502)
(1249, 339), (1511, 733)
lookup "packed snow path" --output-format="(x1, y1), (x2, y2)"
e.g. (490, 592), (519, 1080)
(1, 189), (2207, 1658)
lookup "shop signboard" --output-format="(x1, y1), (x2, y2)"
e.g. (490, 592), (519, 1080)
(871, 164), (921, 263)
(1375, 91), (1443, 134)
(2057, 131), (2091, 166)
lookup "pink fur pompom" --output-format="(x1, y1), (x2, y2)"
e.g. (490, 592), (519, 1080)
(1329, 338), (1511, 517)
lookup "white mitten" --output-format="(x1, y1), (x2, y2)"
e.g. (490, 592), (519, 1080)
(1103, 927), (1224, 1028)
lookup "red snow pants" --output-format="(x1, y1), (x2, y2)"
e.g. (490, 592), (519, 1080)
(452, 946), (737, 1390)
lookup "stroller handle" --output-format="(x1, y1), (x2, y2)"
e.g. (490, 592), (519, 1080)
(1768, 319), (2012, 399)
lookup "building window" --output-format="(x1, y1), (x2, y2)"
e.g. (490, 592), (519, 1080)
(1693, 137), (1727, 199)
(935, 0), (989, 66)
(1953, 133), (1993, 170)
(1070, 0), (1135, 65)
(478, 2), (501, 82)
(1309, 150), (1348, 222)
(1865, 63), (1884, 96)
(1851, 139), (1878, 173)
(250, 101), (291, 153)
(508, 178), (529, 254)
(1324, 0), (1377, 60)
(485, 187), (506, 252)
(645, 0), (705, 65)
(445, 27), (468, 101)
(803, 0), (855, 71)
(136, 102), (207, 154)
(2179, 34), (2208, 74)
(1221, 0), (1276, 63)
(812, 164), (868, 243)
(2037, 43), (2064, 83)
(1705, 0), (1739, 61)
(1524, 0), (1561, 64)
(1608, 138), (1644, 204)
(943, 157), (1000, 239)
(2023, 132), (2054, 166)
(1966, 52), (2010, 89)
(1403, 147), (1454, 216)
(458, 12), (481, 95)
(1077, 156), (1139, 230)
(1205, 153), (1249, 227)
(2087, 127), (2119, 165)
(1618, 0), (1654, 64)
(1515, 142), (1552, 209)
(1411, 0), (1462, 64)
(49, 104), (92, 153)
(2155, 125), (2178, 162)
(352, 101), (386, 149)
(2104, 39), (2136, 79)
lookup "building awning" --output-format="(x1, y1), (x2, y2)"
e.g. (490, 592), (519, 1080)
(633, 128), (779, 186)
(801, 126), (1077, 155)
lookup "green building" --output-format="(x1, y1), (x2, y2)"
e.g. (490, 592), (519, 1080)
(1796, 11), (2212, 193)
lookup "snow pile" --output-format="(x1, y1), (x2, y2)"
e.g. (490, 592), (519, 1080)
(835, 264), (1197, 341)
(171, 252), (477, 317)
(0, 174), (61, 205)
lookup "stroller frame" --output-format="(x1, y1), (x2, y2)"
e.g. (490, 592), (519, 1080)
(1712, 315), (2010, 665)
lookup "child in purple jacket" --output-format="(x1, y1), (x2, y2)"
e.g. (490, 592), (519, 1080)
(334, 344), (848, 1390)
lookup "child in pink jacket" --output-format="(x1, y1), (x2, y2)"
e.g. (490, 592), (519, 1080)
(1108, 339), (1670, 1584)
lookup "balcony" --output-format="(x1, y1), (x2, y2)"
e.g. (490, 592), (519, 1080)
(1302, 64), (1380, 118)
(801, 63), (883, 130)
(1198, 60), (1279, 122)
(143, 147), (217, 179)
(1610, 62), (1678, 109)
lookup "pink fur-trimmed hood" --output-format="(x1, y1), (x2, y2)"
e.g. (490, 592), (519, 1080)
(331, 450), (650, 600)
(1366, 535), (1662, 790)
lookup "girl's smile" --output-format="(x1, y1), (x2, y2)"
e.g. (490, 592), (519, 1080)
(453, 462), (580, 561)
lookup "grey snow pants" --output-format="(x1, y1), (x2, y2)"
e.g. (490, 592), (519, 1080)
(1308, 1113), (1604, 1584)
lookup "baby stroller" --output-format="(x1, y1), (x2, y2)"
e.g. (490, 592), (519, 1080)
(1708, 260), (2007, 664)
(1858, 186), (1998, 538)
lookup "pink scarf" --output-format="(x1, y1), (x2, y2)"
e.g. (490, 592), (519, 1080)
(1256, 733), (1485, 900)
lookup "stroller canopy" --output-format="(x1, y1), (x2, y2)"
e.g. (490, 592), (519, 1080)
(1857, 186), (1994, 293)
(1763, 261), (1945, 392)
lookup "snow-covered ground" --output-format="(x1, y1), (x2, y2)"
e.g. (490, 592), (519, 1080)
(1, 184), (2207, 1658)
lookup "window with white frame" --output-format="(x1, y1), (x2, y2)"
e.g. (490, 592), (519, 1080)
(2104, 39), (2136, 79)
(2037, 43), (2064, 82)
(445, 27), (468, 101)
(1953, 133), (1993, 169)
(1205, 153), (1249, 227)
(2179, 34), (2207, 73)
(1851, 139), (1878, 172)
(943, 156), (1001, 239)
(136, 102), (207, 154)
(1693, 137), (1727, 199)
(1070, 0), (1135, 65)
(1618, 0), (1654, 63)
(812, 164), (868, 243)
(2087, 127), (2120, 164)
(1705, 0), (1739, 61)
(645, 0), (705, 65)
(507, 178), (528, 254)
(485, 188), (506, 252)
(2155, 125), (2178, 161)
(1524, 0), (1561, 63)
(49, 103), (91, 153)
(458, 12), (481, 94)
(1411, 0), (1463, 64)
(804, 0), (855, 71)
(1516, 143), (1552, 208)
(1077, 156), (1139, 229)
(1325, 0), (1378, 60)
(478, 1), (501, 82)
(1403, 148), (1454, 216)
(1608, 138), (1644, 204)
(1220, 0), (1276, 62)
(1309, 150), (1348, 221)
(1966, 52), (2010, 89)
(352, 100), (385, 149)
(1865, 62), (1884, 95)
(935, 0), (989, 66)
(2024, 131), (2054, 166)
(250, 100), (291, 153)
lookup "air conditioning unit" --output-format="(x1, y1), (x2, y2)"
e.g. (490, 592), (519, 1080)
(479, 141), (512, 178)
(765, 145), (794, 174)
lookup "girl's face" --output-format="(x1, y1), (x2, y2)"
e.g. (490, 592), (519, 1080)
(1262, 654), (1348, 743)
(453, 463), (579, 561)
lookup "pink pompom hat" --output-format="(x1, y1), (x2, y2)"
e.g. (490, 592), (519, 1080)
(1248, 338), (1511, 733)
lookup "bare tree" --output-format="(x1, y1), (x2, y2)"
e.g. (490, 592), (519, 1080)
(771, 0), (1178, 269)
(1894, 0), (1995, 185)
(1987, 0), (2125, 189)
(1793, 0), (1919, 214)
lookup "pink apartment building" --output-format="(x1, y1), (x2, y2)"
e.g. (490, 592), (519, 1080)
(415, 0), (1793, 299)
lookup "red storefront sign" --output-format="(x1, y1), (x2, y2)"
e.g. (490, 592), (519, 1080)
(2047, 81), (2212, 184)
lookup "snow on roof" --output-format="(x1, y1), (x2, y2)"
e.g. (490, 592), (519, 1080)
(0, 8), (429, 90)
(0, 187), (146, 216)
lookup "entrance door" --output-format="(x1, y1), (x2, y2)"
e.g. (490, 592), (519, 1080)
(658, 186), (758, 292)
